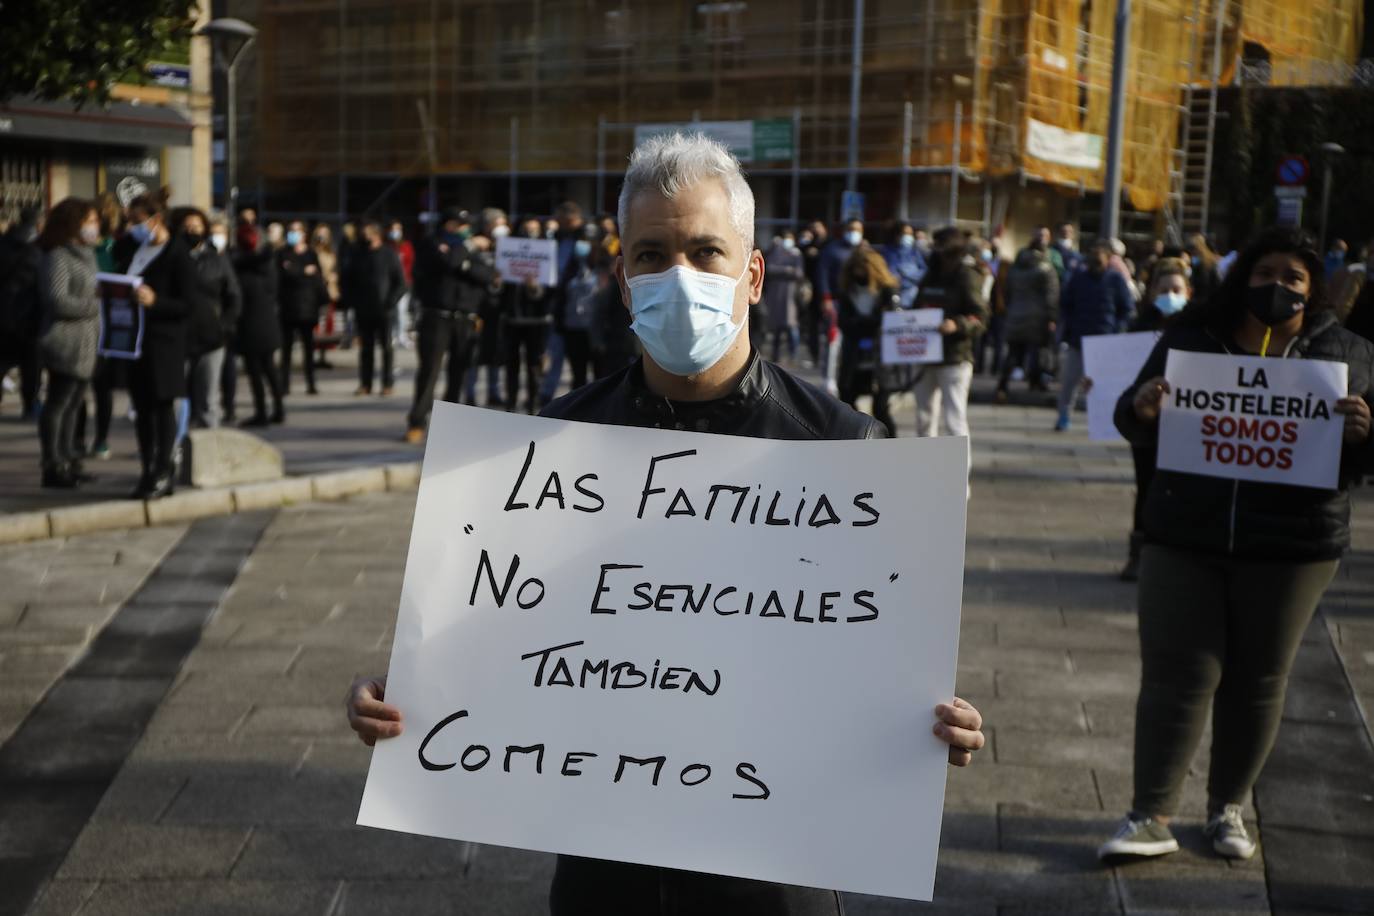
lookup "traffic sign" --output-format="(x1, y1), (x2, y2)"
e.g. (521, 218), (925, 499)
(1273, 185), (1308, 199)
(1275, 155), (1310, 187)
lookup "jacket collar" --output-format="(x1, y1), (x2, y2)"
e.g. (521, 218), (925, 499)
(621, 351), (770, 432)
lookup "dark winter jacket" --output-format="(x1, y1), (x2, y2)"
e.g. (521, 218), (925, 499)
(0, 225), (43, 343)
(1059, 267), (1133, 348)
(412, 235), (498, 315)
(1003, 247), (1060, 346)
(500, 278), (552, 328)
(341, 244), (407, 320)
(1114, 311), (1374, 561)
(911, 253), (989, 366)
(186, 243), (243, 357)
(233, 245), (282, 355)
(118, 238), (195, 402)
(277, 246), (326, 325)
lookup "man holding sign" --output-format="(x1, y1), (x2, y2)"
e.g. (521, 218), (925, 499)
(1102, 229), (1372, 864)
(348, 133), (983, 912)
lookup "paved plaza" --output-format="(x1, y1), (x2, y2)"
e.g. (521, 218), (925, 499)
(1, 385), (1372, 915)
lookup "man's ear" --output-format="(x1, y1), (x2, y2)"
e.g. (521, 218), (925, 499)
(748, 249), (765, 305)
(615, 255), (630, 313)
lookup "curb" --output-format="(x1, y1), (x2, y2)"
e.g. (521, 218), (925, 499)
(0, 461), (421, 546)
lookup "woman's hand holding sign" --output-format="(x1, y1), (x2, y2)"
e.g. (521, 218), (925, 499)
(935, 698), (984, 767)
(1335, 396), (1371, 444)
(136, 284), (156, 308)
(1132, 375), (1172, 423)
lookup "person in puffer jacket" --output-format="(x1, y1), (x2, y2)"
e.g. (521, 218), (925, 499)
(1098, 227), (1373, 866)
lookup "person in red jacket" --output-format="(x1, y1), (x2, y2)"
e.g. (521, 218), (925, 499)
(388, 219), (415, 348)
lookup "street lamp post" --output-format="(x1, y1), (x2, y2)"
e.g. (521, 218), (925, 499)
(197, 18), (258, 231)
(1318, 142), (1345, 254)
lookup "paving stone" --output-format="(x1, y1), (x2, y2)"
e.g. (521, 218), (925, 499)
(0, 511), (51, 545)
(47, 502), (147, 538)
(25, 879), (99, 916)
(996, 669), (1140, 700)
(337, 877), (549, 916)
(232, 826), (469, 879)
(55, 823), (251, 879)
(232, 477), (316, 512)
(944, 763), (1100, 811)
(69, 879), (338, 916)
(160, 771), (363, 827)
(311, 468), (388, 502)
(238, 705), (341, 738)
(994, 732), (1134, 769)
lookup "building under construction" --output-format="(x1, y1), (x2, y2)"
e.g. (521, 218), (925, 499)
(230, 0), (1365, 243)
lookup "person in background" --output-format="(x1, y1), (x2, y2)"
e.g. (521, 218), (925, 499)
(996, 227), (1059, 402)
(465, 208), (507, 407)
(818, 218), (866, 396)
(237, 206), (258, 230)
(543, 217), (559, 240)
(81, 193), (126, 457)
(343, 220), (407, 397)
(35, 198), (101, 488)
(1055, 239), (1134, 431)
(912, 227), (988, 442)
(1324, 238), (1348, 280)
(501, 217), (552, 413)
(597, 213), (620, 258)
(972, 236), (1009, 376)
(798, 219), (828, 365)
(881, 220), (927, 309)
(1185, 233), (1223, 307)
(405, 207), (497, 443)
(176, 208), (241, 429)
(763, 229), (804, 365)
(556, 225), (608, 393)
(1052, 222), (1082, 281)
(0, 206), (43, 421)
(118, 193), (194, 500)
(537, 201), (587, 408)
(1103, 227), (1372, 864)
(590, 274), (638, 380)
(1108, 238), (1140, 303)
(208, 216), (240, 423)
(836, 246), (900, 436)
(388, 220), (416, 348)
(232, 223), (285, 426)
(92, 193), (122, 272)
(277, 220), (326, 396)
(1115, 256), (1190, 582)
(265, 221), (285, 251)
(312, 223), (342, 361)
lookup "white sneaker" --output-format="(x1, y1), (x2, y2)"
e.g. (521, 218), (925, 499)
(1205, 804), (1256, 860)
(1098, 813), (1180, 860)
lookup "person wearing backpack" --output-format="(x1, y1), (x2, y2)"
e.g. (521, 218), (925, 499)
(0, 207), (44, 419)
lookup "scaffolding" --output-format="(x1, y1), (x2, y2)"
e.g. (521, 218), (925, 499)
(251, 0), (1363, 220)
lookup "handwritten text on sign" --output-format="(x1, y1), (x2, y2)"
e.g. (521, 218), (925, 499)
(495, 236), (559, 286)
(357, 404), (969, 901)
(1158, 349), (1347, 489)
(1082, 332), (1159, 441)
(881, 308), (945, 365)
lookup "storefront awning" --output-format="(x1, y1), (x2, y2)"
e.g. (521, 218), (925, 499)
(0, 95), (193, 148)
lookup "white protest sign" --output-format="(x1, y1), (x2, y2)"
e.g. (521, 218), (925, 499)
(495, 236), (559, 286)
(95, 272), (145, 360)
(1082, 331), (1159, 441)
(1158, 349), (1348, 490)
(881, 308), (945, 365)
(358, 403), (969, 902)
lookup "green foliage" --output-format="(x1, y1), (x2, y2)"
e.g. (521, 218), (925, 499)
(0, 0), (198, 106)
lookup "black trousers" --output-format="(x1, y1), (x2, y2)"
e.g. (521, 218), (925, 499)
(357, 314), (395, 391)
(131, 395), (177, 477)
(221, 343), (238, 418)
(408, 308), (474, 430)
(280, 322), (317, 393)
(0, 339), (40, 414)
(1130, 446), (1156, 532)
(243, 350), (283, 419)
(563, 328), (592, 392)
(504, 323), (548, 409)
(39, 372), (87, 470)
(996, 341), (1046, 392)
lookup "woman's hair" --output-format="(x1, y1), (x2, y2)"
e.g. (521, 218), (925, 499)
(1147, 257), (1191, 299)
(95, 191), (122, 237)
(126, 193), (164, 220)
(37, 198), (96, 252)
(312, 223), (334, 252)
(1180, 226), (1327, 329)
(169, 206), (209, 235)
(842, 246), (896, 294)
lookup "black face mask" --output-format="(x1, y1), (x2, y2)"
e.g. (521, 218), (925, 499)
(184, 232), (204, 248)
(1245, 282), (1305, 326)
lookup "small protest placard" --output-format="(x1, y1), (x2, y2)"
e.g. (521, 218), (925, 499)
(357, 404), (969, 901)
(1158, 349), (1348, 490)
(95, 272), (144, 360)
(495, 236), (559, 286)
(1082, 332), (1159, 441)
(880, 308), (944, 365)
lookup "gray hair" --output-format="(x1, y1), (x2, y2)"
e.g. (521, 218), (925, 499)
(480, 207), (507, 233)
(618, 132), (755, 253)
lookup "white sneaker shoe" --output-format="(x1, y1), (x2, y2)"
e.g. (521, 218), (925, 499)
(1205, 804), (1256, 860)
(1098, 813), (1180, 860)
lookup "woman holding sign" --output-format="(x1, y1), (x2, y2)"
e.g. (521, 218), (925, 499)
(1102, 228), (1373, 863)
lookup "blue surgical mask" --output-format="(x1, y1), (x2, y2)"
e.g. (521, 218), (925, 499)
(845, 230), (863, 247)
(627, 262), (748, 376)
(781, 238), (795, 250)
(129, 222), (153, 245)
(899, 234), (915, 250)
(574, 239), (593, 258)
(286, 230), (304, 247)
(1153, 291), (1187, 315)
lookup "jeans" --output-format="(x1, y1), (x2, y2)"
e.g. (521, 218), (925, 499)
(913, 362), (974, 438)
(39, 372), (87, 470)
(1132, 544), (1339, 816)
(1056, 344), (1086, 416)
(357, 314), (395, 391)
(187, 346), (226, 428)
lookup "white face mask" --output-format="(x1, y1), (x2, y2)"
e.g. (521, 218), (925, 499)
(491, 225), (510, 238)
(845, 230), (863, 247)
(79, 224), (100, 246)
(210, 232), (228, 252)
(627, 262), (749, 377)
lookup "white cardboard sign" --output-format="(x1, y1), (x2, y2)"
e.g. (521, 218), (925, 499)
(881, 308), (945, 365)
(358, 403), (969, 902)
(1158, 349), (1348, 490)
(495, 236), (559, 286)
(1082, 331), (1159, 441)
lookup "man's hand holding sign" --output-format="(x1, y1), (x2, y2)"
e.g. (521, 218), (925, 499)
(346, 132), (982, 911)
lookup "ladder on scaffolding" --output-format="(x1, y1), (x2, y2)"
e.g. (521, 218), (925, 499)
(1168, 0), (1227, 244)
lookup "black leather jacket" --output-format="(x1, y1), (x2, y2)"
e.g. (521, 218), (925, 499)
(540, 351), (880, 915)
(1115, 310), (1374, 561)
(541, 351), (888, 441)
